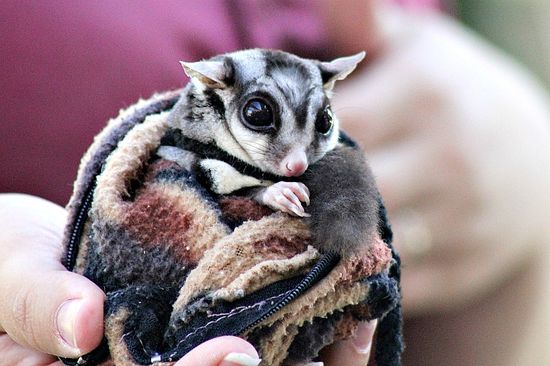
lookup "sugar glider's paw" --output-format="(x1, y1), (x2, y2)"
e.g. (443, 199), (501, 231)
(255, 182), (310, 217)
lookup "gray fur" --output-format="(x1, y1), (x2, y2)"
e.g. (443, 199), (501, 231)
(301, 145), (380, 255)
(318, 52), (366, 90)
(168, 49), (375, 255)
(157, 146), (197, 171)
(168, 49), (349, 176)
(198, 159), (270, 194)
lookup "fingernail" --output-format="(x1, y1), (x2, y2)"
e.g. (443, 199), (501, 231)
(352, 320), (377, 354)
(221, 352), (262, 366)
(56, 299), (82, 350)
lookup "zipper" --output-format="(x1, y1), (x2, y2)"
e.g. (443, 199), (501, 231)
(62, 92), (180, 271)
(63, 181), (96, 270)
(157, 251), (340, 363)
(238, 251), (340, 335)
(59, 89), (341, 364)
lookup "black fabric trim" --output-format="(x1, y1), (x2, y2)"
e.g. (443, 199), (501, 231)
(58, 338), (109, 366)
(63, 91), (181, 271)
(115, 285), (179, 364)
(63, 182), (95, 270)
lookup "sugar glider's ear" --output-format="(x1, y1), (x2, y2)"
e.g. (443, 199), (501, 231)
(318, 51), (366, 90)
(180, 59), (229, 89)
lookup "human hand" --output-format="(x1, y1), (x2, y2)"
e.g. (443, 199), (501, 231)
(332, 7), (550, 314)
(0, 194), (376, 365)
(0, 193), (104, 365)
(317, 320), (377, 366)
(166, 319), (376, 366)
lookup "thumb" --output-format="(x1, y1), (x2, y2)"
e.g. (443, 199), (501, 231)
(0, 261), (105, 358)
(319, 320), (377, 366)
(175, 336), (261, 366)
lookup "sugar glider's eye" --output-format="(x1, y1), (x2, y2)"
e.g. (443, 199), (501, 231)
(316, 106), (334, 135)
(242, 98), (274, 131)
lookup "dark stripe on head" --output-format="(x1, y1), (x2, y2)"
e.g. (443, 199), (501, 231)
(261, 50), (319, 130)
(203, 89), (225, 119)
(263, 50), (310, 84)
(295, 87), (315, 130)
(183, 90), (200, 122)
(223, 57), (237, 87)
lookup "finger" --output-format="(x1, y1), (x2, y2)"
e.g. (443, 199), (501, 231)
(332, 56), (437, 150)
(0, 333), (62, 366)
(0, 194), (67, 263)
(319, 320), (377, 366)
(401, 221), (535, 316)
(390, 193), (477, 267)
(367, 138), (459, 213)
(390, 208), (435, 267)
(174, 336), (260, 366)
(0, 260), (105, 358)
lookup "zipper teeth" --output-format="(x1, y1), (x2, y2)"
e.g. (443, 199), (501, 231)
(60, 93), (181, 366)
(59, 90), (341, 363)
(159, 253), (339, 363)
(62, 93), (180, 272)
(64, 183), (96, 270)
(240, 252), (339, 334)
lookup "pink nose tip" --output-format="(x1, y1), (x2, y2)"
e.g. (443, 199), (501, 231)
(281, 149), (308, 177)
(285, 160), (307, 177)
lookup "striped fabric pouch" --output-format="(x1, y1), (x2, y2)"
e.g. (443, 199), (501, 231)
(60, 90), (403, 366)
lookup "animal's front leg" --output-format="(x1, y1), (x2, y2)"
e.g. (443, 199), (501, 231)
(254, 182), (311, 217)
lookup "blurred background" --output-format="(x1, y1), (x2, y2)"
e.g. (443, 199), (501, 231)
(458, 0), (550, 90)
(2, 0), (549, 205)
(1, 1), (549, 365)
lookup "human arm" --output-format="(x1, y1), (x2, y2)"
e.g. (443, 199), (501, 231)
(329, 3), (550, 314)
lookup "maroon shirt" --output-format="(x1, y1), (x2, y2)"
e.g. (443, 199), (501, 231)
(0, 0), (438, 205)
(0, 0), (330, 204)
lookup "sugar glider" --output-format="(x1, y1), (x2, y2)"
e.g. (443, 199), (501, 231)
(160, 49), (380, 255)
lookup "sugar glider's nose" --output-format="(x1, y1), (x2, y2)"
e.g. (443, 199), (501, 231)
(281, 148), (308, 177)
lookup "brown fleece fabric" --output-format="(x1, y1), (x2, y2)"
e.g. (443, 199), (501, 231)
(61, 91), (403, 366)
